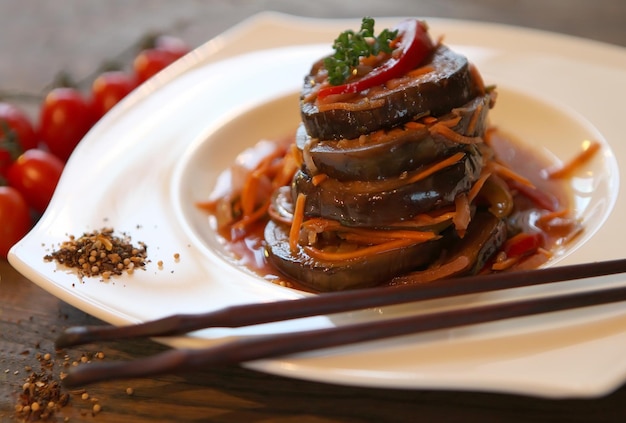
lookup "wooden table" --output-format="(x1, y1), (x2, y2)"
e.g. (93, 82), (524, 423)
(2, 1), (626, 421)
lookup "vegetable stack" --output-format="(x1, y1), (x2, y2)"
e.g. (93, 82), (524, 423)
(264, 17), (502, 291)
(206, 17), (581, 292)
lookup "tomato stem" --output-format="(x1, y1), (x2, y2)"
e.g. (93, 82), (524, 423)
(0, 120), (24, 161)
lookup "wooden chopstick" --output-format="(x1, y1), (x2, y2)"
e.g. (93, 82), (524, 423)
(62, 280), (626, 388)
(56, 258), (626, 349)
(57, 259), (626, 387)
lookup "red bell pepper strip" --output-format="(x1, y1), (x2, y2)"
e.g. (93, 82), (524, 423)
(503, 232), (544, 258)
(317, 19), (434, 100)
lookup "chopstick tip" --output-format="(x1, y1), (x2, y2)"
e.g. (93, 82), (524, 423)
(55, 326), (90, 349)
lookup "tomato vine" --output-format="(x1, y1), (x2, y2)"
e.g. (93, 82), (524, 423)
(0, 32), (190, 258)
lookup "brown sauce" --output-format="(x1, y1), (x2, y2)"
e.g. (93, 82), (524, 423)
(486, 128), (581, 268)
(211, 127), (581, 293)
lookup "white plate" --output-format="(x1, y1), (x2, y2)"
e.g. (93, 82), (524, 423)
(9, 12), (626, 398)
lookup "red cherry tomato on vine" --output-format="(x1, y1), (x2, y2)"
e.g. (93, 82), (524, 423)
(1, 102), (39, 176)
(6, 149), (64, 214)
(39, 87), (97, 162)
(133, 48), (179, 84)
(0, 102), (38, 151)
(0, 149), (12, 178)
(91, 71), (136, 118)
(0, 186), (32, 259)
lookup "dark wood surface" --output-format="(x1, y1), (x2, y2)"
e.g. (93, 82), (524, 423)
(2, 1), (626, 421)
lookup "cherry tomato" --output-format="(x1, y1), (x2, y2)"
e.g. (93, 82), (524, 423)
(0, 149), (12, 178)
(133, 48), (179, 84)
(153, 35), (190, 59)
(0, 102), (38, 151)
(91, 70), (136, 118)
(0, 186), (32, 258)
(6, 149), (64, 214)
(0, 102), (39, 176)
(39, 87), (97, 162)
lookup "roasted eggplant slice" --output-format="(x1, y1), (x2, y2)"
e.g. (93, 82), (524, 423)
(390, 212), (507, 285)
(264, 220), (445, 291)
(300, 45), (476, 140)
(297, 94), (493, 181)
(296, 123), (457, 181)
(293, 147), (484, 227)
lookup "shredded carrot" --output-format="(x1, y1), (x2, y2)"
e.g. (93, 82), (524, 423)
(304, 238), (424, 262)
(240, 171), (260, 217)
(491, 256), (519, 271)
(429, 122), (482, 144)
(317, 152), (465, 196)
(305, 218), (348, 232)
(301, 217), (438, 242)
(489, 161), (535, 188)
(386, 76), (412, 90)
(312, 173), (329, 186)
(404, 121), (426, 130)
(340, 228), (438, 242)
(301, 217), (333, 233)
(339, 232), (428, 244)
(402, 210), (456, 227)
(535, 209), (570, 227)
(421, 116), (438, 125)
(238, 146), (287, 219)
(452, 193), (471, 237)
(360, 52), (386, 67)
(195, 199), (216, 212)
(468, 172), (491, 203)
(548, 140), (601, 179)
(289, 193), (307, 253)
(406, 152), (465, 185)
(273, 155), (299, 188)
(438, 115), (462, 128)
(223, 139), (303, 239)
(317, 97), (385, 112)
(338, 232), (392, 244)
(288, 143), (303, 168)
(406, 64), (435, 78)
(230, 198), (271, 239)
(301, 218), (339, 233)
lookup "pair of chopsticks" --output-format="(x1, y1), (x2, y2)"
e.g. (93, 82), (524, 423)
(57, 258), (626, 387)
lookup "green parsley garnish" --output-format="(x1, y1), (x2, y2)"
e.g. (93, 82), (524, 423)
(324, 17), (398, 86)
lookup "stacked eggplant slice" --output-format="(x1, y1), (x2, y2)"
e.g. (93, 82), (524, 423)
(264, 21), (508, 291)
(205, 18), (579, 292)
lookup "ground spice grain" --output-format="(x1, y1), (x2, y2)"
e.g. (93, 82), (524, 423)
(14, 359), (69, 421)
(14, 350), (106, 421)
(44, 228), (148, 279)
